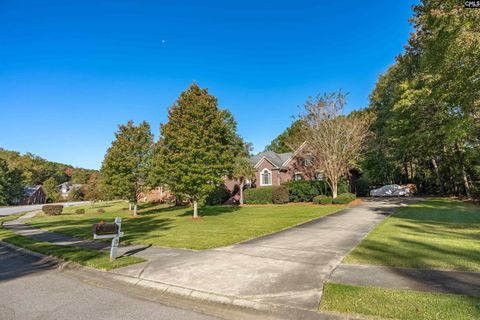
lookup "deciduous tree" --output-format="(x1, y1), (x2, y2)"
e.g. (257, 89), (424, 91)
(296, 92), (371, 198)
(101, 121), (153, 215)
(154, 83), (241, 218)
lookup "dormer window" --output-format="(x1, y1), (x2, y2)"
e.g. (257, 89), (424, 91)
(260, 169), (272, 186)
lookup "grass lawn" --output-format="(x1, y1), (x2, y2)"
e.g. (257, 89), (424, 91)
(0, 215), (145, 270)
(320, 283), (480, 320)
(344, 198), (480, 272)
(26, 201), (345, 250)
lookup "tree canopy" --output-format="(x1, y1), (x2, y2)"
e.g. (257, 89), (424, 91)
(100, 120), (154, 214)
(153, 83), (243, 217)
(362, 0), (480, 196)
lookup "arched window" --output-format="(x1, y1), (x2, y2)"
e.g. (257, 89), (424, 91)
(260, 169), (272, 186)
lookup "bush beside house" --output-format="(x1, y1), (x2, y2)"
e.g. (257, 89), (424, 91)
(313, 195), (333, 205)
(282, 181), (329, 202)
(332, 193), (356, 204)
(272, 186), (289, 204)
(244, 186), (289, 204)
(205, 184), (231, 205)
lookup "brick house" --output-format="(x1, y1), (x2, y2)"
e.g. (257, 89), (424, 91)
(224, 144), (323, 203)
(248, 148), (322, 187)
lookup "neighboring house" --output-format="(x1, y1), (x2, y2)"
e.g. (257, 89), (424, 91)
(58, 182), (83, 199)
(19, 186), (47, 205)
(137, 186), (172, 203)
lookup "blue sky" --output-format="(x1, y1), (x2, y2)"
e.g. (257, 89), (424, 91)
(0, 0), (416, 169)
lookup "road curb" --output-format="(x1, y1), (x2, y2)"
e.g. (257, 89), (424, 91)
(60, 262), (360, 320)
(0, 239), (358, 319)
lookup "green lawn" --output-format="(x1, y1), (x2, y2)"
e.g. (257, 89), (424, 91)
(26, 201), (345, 250)
(0, 215), (144, 270)
(320, 283), (480, 320)
(344, 198), (480, 272)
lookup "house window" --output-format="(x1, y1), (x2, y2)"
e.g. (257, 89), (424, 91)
(260, 169), (272, 186)
(294, 173), (303, 181)
(315, 173), (324, 181)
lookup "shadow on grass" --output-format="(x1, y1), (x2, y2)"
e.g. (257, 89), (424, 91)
(347, 199), (480, 295)
(26, 215), (175, 246)
(178, 205), (240, 217)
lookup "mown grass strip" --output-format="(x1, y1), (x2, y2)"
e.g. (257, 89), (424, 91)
(1, 215), (144, 270)
(320, 283), (480, 320)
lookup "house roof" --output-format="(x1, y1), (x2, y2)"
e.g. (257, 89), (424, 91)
(23, 186), (42, 197)
(249, 151), (293, 169)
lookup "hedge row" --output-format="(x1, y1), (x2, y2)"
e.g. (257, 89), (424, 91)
(313, 195), (333, 204)
(332, 193), (356, 204)
(244, 186), (289, 204)
(42, 205), (63, 216)
(282, 180), (350, 202)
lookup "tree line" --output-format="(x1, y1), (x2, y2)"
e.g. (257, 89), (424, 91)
(100, 83), (250, 217)
(0, 148), (98, 205)
(267, 0), (479, 198)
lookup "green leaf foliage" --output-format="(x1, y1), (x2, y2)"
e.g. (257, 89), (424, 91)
(363, 1), (480, 196)
(313, 195), (333, 205)
(101, 120), (153, 202)
(332, 193), (356, 204)
(154, 83), (242, 202)
(244, 186), (277, 204)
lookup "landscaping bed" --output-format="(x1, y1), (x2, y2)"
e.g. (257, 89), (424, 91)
(26, 201), (345, 250)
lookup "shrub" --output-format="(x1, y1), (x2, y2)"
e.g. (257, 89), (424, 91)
(272, 186), (289, 204)
(75, 208), (85, 214)
(205, 184), (231, 205)
(244, 186), (275, 204)
(97, 208), (105, 214)
(333, 193), (356, 204)
(352, 178), (369, 197)
(282, 180), (329, 202)
(338, 179), (350, 194)
(42, 205), (63, 216)
(313, 195), (333, 205)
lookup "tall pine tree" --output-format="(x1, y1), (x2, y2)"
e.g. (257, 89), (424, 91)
(154, 83), (241, 218)
(101, 121), (153, 215)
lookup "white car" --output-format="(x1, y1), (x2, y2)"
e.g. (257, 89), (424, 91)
(370, 184), (410, 197)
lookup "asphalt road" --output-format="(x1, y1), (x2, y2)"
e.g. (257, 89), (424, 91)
(0, 202), (89, 216)
(0, 244), (219, 320)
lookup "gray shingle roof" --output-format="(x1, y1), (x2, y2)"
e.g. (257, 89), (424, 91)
(23, 186), (41, 197)
(249, 151), (293, 169)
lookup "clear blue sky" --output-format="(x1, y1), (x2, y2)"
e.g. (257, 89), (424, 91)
(0, 0), (416, 169)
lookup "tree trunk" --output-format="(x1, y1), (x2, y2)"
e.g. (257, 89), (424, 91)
(133, 203), (138, 216)
(461, 166), (471, 198)
(332, 183), (338, 199)
(129, 202), (132, 211)
(239, 181), (244, 205)
(455, 143), (471, 198)
(193, 199), (198, 219)
(431, 158), (445, 196)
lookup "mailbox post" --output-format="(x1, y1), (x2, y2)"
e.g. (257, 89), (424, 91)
(92, 217), (124, 260)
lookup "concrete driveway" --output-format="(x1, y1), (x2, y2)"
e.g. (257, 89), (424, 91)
(0, 201), (89, 216)
(114, 198), (418, 311)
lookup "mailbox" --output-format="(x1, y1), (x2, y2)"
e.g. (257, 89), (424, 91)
(92, 217), (124, 260)
(93, 221), (119, 236)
